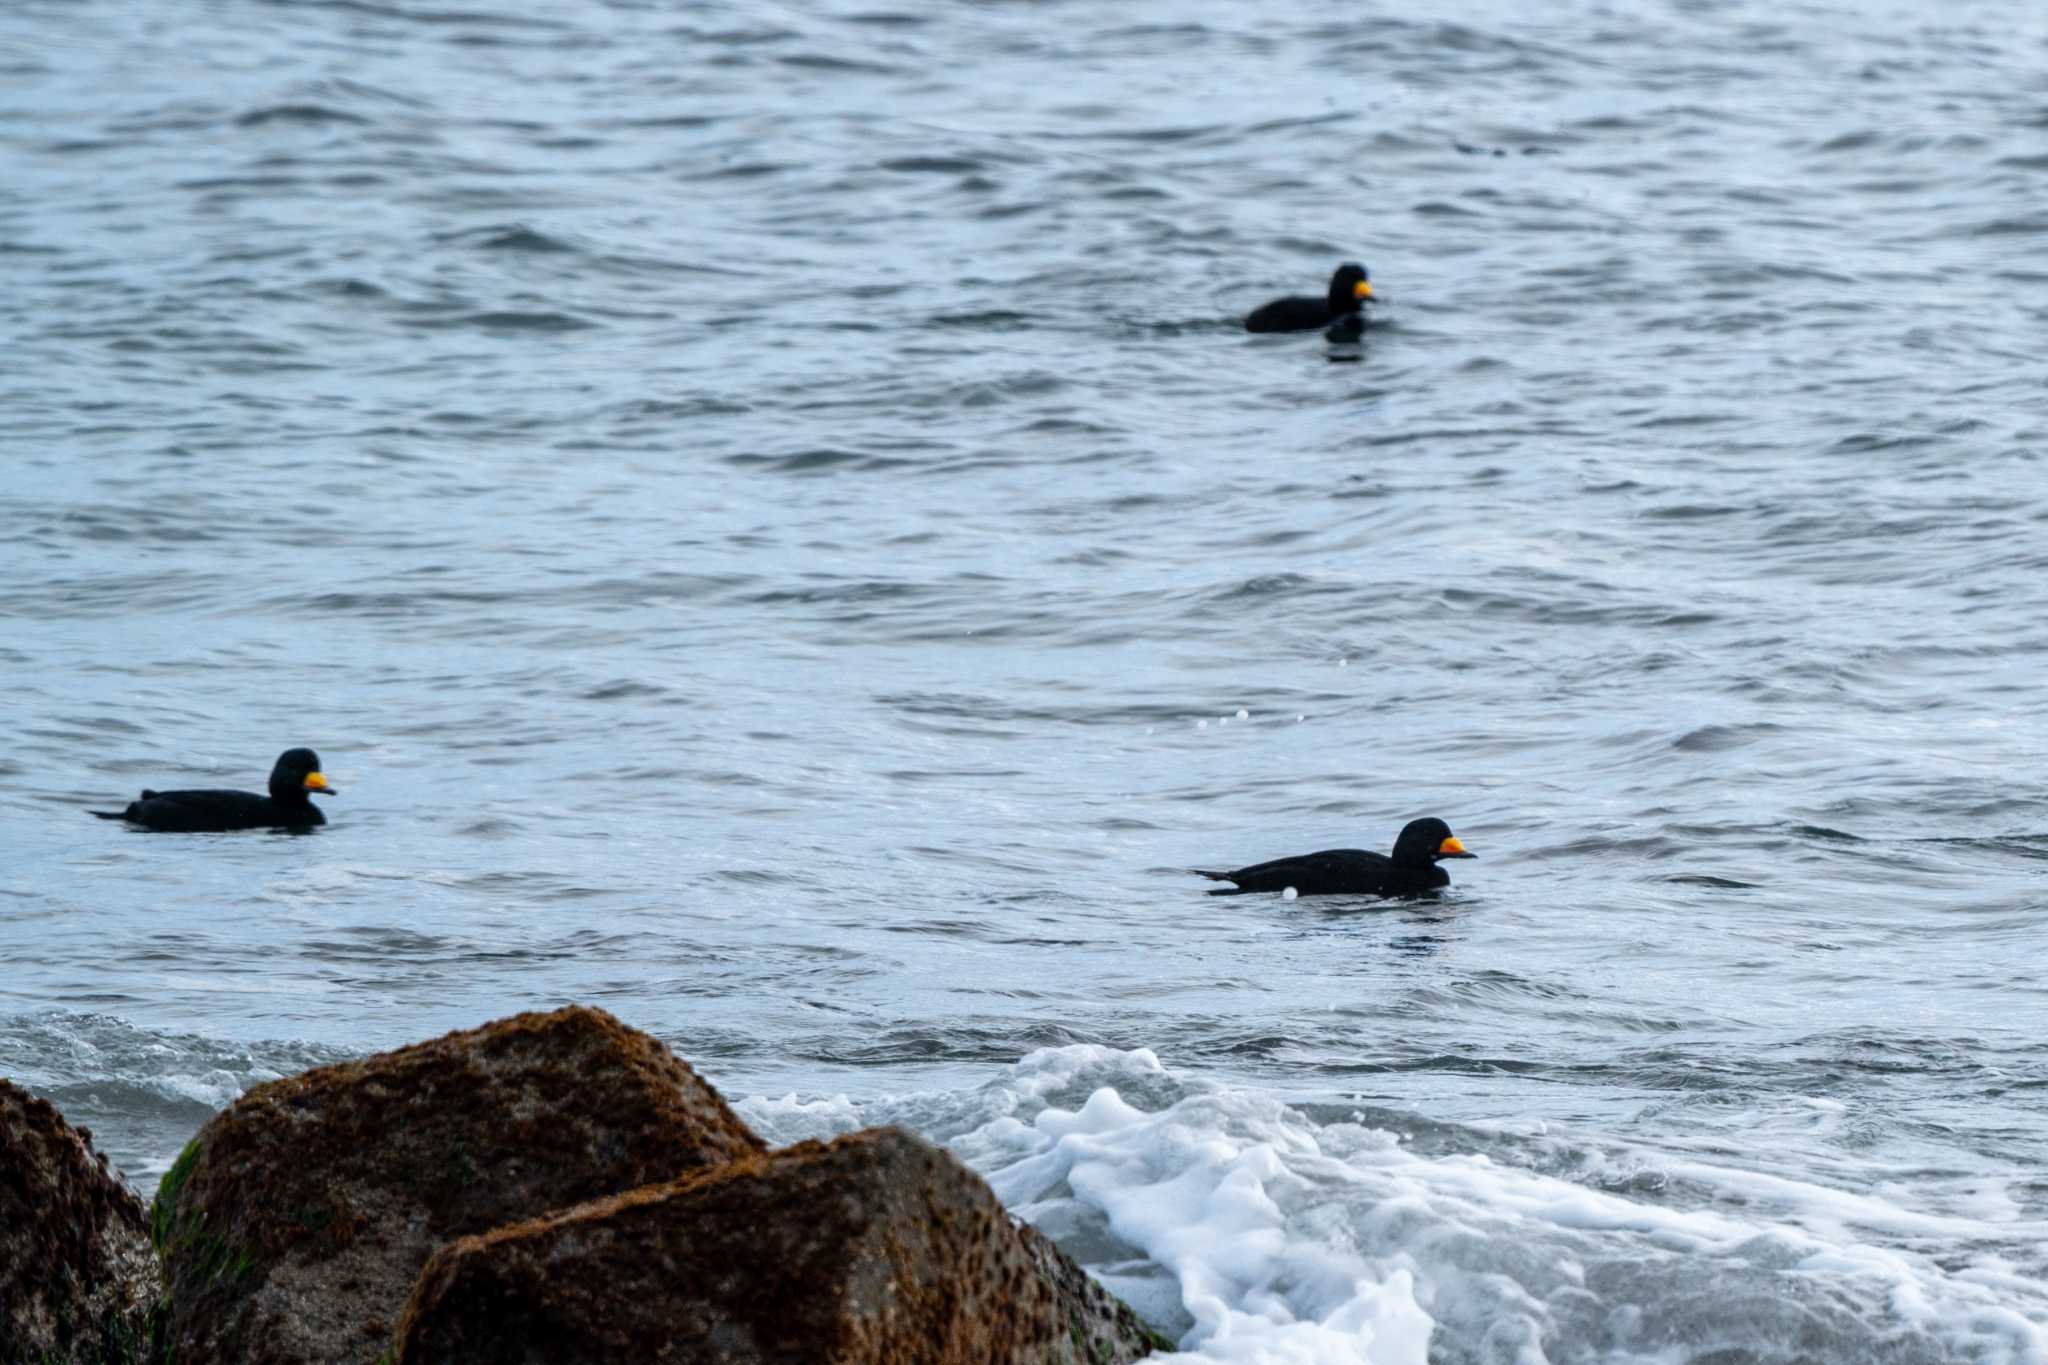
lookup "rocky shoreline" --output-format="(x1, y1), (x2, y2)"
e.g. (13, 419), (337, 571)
(2, 1007), (1170, 1364)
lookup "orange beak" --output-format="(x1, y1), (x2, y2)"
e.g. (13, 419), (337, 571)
(1438, 835), (1473, 858)
(1353, 280), (1374, 300)
(304, 771), (336, 795)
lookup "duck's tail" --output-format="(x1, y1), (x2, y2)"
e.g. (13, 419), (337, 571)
(90, 810), (128, 820)
(1192, 869), (1251, 895)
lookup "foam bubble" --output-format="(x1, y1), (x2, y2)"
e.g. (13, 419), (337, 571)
(157, 1069), (266, 1108)
(732, 1090), (866, 1144)
(954, 1064), (1433, 1363)
(933, 1048), (2048, 1365)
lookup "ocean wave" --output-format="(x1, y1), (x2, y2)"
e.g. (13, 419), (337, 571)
(745, 1047), (2048, 1364)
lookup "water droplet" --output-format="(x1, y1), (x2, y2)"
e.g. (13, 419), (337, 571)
(1235, 709), (1249, 720)
(1283, 886), (1300, 901)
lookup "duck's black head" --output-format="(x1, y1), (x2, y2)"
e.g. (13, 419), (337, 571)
(1326, 262), (1372, 313)
(1390, 816), (1473, 868)
(269, 747), (336, 803)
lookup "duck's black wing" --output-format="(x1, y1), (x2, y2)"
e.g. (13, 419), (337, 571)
(1245, 295), (1335, 334)
(90, 788), (170, 822)
(1194, 848), (1391, 896)
(98, 787), (318, 832)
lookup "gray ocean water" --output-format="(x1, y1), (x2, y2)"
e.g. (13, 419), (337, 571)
(5, 0), (2048, 1360)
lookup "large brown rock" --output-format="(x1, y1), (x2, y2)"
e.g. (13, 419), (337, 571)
(151, 1005), (764, 1365)
(0, 1078), (157, 1364)
(395, 1125), (1167, 1365)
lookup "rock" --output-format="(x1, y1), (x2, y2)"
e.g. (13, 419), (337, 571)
(151, 1005), (764, 1365)
(1015, 1221), (1174, 1364)
(0, 1078), (157, 1364)
(396, 1125), (1165, 1365)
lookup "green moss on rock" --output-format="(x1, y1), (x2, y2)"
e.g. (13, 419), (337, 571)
(150, 1005), (764, 1364)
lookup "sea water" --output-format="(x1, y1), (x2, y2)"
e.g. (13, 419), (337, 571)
(4, 0), (2047, 1359)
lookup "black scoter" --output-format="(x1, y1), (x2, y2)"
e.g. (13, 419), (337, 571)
(1195, 816), (1473, 897)
(91, 747), (336, 832)
(1245, 262), (1373, 334)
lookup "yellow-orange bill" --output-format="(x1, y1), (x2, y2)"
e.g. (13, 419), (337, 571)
(1354, 280), (1374, 299)
(1439, 835), (1468, 855)
(304, 771), (335, 793)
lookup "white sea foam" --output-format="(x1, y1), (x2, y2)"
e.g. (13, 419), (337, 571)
(156, 1068), (264, 1108)
(746, 1046), (2048, 1365)
(731, 1089), (866, 1142)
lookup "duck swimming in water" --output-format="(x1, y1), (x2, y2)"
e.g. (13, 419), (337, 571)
(91, 747), (336, 831)
(1194, 816), (1473, 897)
(1245, 262), (1373, 334)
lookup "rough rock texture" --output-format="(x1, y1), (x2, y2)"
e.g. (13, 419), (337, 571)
(396, 1125), (1164, 1365)
(1015, 1221), (1173, 1363)
(151, 1005), (764, 1365)
(0, 1078), (157, 1364)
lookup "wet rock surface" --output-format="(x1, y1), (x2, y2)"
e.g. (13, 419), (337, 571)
(397, 1125), (1162, 1365)
(1014, 1221), (1173, 1364)
(150, 1005), (764, 1365)
(0, 1078), (157, 1364)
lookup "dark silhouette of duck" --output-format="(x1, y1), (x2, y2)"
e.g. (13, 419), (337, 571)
(91, 748), (336, 831)
(1245, 262), (1373, 334)
(1195, 817), (1473, 897)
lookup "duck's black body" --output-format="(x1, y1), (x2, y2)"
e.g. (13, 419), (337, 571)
(1245, 262), (1373, 334)
(91, 748), (335, 832)
(1196, 817), (1472, 898)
